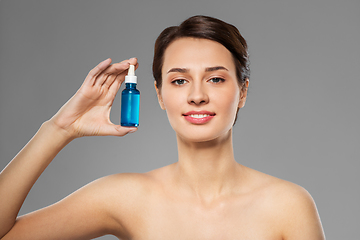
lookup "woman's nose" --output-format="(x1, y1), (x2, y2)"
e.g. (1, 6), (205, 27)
(187, 82), (209, 105)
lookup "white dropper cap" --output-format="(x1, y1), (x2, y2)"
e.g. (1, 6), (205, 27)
(125, 65), (137, 84)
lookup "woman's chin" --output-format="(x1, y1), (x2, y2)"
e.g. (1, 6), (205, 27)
(175, 129), (232, 145)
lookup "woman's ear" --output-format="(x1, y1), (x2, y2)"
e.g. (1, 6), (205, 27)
(238, 79), (249, 109)
(154, 81), (166, 110)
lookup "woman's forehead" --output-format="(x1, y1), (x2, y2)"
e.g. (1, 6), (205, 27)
(162, 37), (235, 72)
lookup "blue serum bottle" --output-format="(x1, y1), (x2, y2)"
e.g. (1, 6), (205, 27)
(121, 65), (140, 127)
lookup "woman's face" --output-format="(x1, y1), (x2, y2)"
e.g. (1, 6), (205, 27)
(156, 37), (248, 142)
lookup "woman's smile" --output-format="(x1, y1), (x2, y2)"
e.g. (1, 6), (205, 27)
(183, 110), (216, 124)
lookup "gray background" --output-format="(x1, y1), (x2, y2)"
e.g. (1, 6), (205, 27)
(0, 0), (359, 239)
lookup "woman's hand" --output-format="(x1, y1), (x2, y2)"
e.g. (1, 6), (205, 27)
(50, 58), (138, 139)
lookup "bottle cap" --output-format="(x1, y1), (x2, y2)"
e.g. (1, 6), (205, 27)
(125, 65), (137, 83)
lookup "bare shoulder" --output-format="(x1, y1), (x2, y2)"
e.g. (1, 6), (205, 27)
(255, 170), (313, 205)
(93, 171), (158, 206)
(97, 171), (155, 192)
(244, 167), (325, 239)
(92, 165), (170, 206)
(103, 164), (170, 189)
(243, 167), (314, 204)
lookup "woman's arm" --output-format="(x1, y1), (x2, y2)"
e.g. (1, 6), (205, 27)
(0, 121), (72, 238)
(0, 58), (138, 239)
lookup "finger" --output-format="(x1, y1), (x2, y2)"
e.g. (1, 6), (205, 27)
(107, 74), (123, 99)
(115, 126), (138, 136)
(102, 124), (138, 136)
(107, 60), (139, 97)
(95, 61), (131, 87)
(102, 58), (139, 90)
(101, 58), (135, 76)
(128, 57), (138, 67)
(84, 58), (112, 86)
(111, 58), (139, 85)
(100, 62), (130, 88)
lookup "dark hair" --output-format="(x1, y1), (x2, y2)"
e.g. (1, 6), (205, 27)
(153, 15), (250, 90)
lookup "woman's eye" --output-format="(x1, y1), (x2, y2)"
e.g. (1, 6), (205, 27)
(172, 79), (186, 85)
(209, 77), (225, 83)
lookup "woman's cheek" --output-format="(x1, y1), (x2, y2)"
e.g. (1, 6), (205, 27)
(162, 91), (180, 119)
(219, 91), (240, 122)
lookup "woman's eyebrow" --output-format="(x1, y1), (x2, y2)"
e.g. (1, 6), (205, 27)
(167, 68), (189, 74)
(205, 66), (228, 72)
(167, 66), (228, 74)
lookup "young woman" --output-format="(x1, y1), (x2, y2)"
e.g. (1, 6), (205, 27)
(0, 15), (325, 240)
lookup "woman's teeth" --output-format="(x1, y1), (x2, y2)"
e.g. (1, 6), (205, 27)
(189, 114), (210, 118)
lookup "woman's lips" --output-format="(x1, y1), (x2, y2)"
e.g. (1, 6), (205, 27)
(183, 111), (215, 124)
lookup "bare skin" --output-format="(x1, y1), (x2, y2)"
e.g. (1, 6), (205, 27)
(0, 38), (325, 240)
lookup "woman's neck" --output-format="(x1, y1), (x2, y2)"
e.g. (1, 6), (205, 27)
(173, 130), (243, 204)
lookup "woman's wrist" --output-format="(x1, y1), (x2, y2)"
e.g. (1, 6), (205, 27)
(41, 120), (76, 147)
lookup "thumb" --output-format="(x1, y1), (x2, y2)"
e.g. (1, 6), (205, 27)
(111, 124), (138, 136)
(97, 123), (138, 136)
